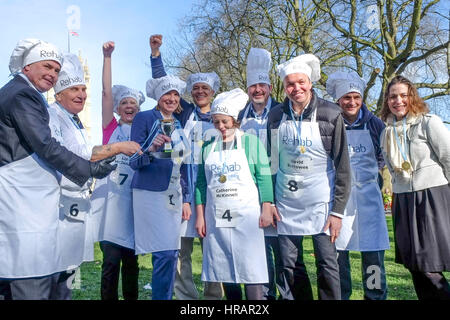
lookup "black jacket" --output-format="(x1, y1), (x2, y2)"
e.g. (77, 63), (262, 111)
(0, 75), (91, 187)
(266, 90), (351, 215)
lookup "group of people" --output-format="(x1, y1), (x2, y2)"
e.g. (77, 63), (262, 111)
(0, 34), (448, 301)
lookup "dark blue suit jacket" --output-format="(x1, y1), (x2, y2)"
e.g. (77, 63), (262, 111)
(0, 75), (91, 186)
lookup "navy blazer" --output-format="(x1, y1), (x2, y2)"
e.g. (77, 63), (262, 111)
(0, 75), (91, 187)
(130, 108), (190, 202)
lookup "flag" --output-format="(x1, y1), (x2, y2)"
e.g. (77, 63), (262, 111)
(69, 30), (80, 37)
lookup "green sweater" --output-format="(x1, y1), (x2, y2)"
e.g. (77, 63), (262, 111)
(195, 132), (274, 205)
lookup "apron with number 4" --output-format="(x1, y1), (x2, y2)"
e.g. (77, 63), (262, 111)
(90, 123), (135, 249)
(335, 125), (390, 251)
(48, 105), (94, 270)
(240, 104), (277, 237)
(133, 129), (185, 254)
(276, 109), (335, 236)
(202, 131), (268, 283)
(180, 111), (214, 238)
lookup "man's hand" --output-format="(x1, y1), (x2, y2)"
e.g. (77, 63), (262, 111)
(103, 41), (115, 57)
(90, 156), (117, 179)
(149, 34), (163, 57)
(182, 202), (192, 221)
(323, 215), (342, 243)
(117, 141), (142, 156)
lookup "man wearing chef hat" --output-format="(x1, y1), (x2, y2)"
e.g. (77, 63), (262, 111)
(47, 53), (142, 299)
(326, 71), (389, 300)
(235, 47), (290, 300)
(0, 39), (116, 300)
(266, 54), (351, 300)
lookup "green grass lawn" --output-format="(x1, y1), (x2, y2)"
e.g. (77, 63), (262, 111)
(72, 215), (448, 300)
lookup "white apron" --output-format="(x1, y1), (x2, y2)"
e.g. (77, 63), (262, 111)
(202, 131), (268, 283)
(275, 109), (335, 236)
(90, 123), (135, 249)
(335, 125), (390, 251)
(132, 129), (185, 254)
(180, 111), (214, 238)
(48, 104), (94, 271)
(240, 104), (277, 237)
(0, 154), (60, 278)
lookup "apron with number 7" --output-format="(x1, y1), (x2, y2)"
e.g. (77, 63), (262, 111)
(90, 123), (135, 250)
(202, 131), (268, 283)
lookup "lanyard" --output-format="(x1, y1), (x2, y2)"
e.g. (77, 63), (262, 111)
(288, 100), (306, 153)
(393, 117), (410, 167)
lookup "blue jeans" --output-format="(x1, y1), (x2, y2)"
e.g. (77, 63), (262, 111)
(152, 250), (179, 300)
(337, 250), (387, 300)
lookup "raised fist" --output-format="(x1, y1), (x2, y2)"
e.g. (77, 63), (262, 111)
(103, 41), (115, 57)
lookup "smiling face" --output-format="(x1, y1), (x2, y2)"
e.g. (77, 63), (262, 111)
(247, 83), (272, 106)
(55, 85), (87, 114)
(117, 97), (139, 124)
(387, 83), (410, 120)
(191, 83), (214, 108)
(212, 114), (237, 141)
(158, 90), (180, 117)
(338, 92), (363, 123)
(22, 60), (61, 92)
(283, 73), (312, 108)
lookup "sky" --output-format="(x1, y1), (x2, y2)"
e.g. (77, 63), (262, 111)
(0, 0), (196, 144)
(0, 0), (448, 141)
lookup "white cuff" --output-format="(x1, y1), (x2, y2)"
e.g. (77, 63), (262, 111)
(329, 211), (344, 219)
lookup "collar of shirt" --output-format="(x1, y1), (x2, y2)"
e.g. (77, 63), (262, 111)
(249, 96), (272, 119)
(194, 105), (211, 122)
(18, 73), (42, 93)
(344, 109), (363, 128)
(291, 100), (311, 120)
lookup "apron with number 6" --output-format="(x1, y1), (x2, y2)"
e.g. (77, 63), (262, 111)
(276, 109), (335, 236)
(48, 105), (93, 271)
(202, 131), (268, 283)
(180, 111), (214, 238)
(335, 125), (390, 251)
(90, 123), (135, 249)
(133, 131), (184, 254)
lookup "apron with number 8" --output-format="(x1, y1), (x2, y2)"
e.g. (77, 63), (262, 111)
(275, 109), (335, 236)
(202, 131), (268, 283)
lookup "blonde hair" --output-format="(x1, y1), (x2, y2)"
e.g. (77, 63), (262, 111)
(380, 75), (429, 121)
(156, 104), (183, 114)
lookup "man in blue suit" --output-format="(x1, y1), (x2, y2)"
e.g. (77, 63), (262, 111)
(0, 39), (115, 300)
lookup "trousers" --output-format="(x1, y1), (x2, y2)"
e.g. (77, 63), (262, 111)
(279, 234), (341, 300)
(337, 250), (387, 300)
(174, 237), (223, 300)
(100, 241), (139, 300)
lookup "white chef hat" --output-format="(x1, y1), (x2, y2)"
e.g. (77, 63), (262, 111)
(277, 53), (321, 82)
(112, 85), (145, 114)
(326, 71), (366, 101)
(246, 47), (272, 88)
(9, 38), (64, 75)
(211, 88), (249, 120)
(146, 75), (186, 102)
(186, 72), (220, 93)
(53, 53), (85, 94)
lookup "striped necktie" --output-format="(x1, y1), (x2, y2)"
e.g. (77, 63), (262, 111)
(72, 114), (84, 129)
